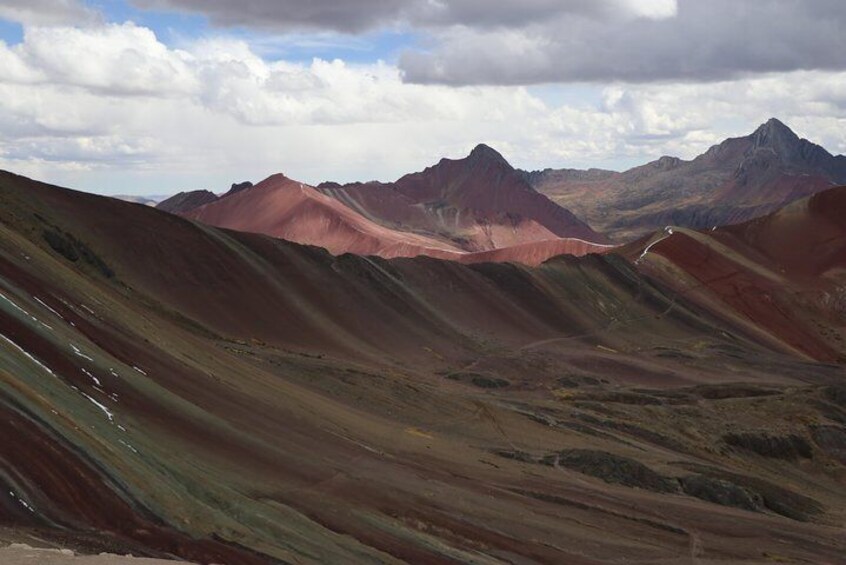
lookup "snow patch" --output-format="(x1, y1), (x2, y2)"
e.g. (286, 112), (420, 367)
(81, 368), (101, 386)
(8, 491), (35, 513)
(636, 226), (675, 265)
(0, 333), (57, 378)
(70, 344), (94, 362)
(0, 291), (52, 330)
(33, 296), (65, 321)
(81, 392), (114, 422)
(118, 439), (139, 454)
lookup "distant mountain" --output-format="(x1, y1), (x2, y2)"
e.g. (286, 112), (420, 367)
(526, 119), (846, 241)
(110, 194), (162, 207)
(159, 146), (609, 263)
(157, 189), (219, 214)
(317, 144), (608, 249)
(181, 174), (470, 259)
(180, 173), (611, 263)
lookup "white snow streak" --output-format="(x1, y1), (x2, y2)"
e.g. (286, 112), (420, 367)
(636, 226), (675, 265)
(81, 392), (114, 422)
(0, 333), (57, 378)
(70, 343), (94, 362)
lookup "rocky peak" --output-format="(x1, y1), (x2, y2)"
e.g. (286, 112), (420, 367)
(654, 156), (682, 170)
(156, 190), (219, 214)
(745, 118), (842, 176)
(224, 181), (253, 198)
(467, 144), (511, 168)
(750, 118), (802, 152)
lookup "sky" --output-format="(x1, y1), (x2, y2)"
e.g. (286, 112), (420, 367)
(0, 0), (845, 195)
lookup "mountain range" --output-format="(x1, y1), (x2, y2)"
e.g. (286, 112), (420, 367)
(156, 119), (845, 260)
(161, 144), (612, 265)
(2, 118), (846, 563)
(1, 164), (845, 562)
(524, 118), (846, 241)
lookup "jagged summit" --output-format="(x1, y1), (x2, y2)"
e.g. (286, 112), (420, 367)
(156, 189), (218, 214)
(467, 143), (510, 167)
(224, 181), (253, 198)
(750, 117), (803, 152)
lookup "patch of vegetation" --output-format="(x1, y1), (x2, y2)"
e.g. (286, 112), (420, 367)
(680, 475), (764, 512)
(556, 375), (602, 388)
(572, 390), (664, 406)
(681, 464), (824, 522)
(723, 432), (813, 460)
(810, 425), (846, 463)
(42, 228), (114, 279)
(445, 371), (510, 389)
(471, 376), (510, 389)
(491, 449), (535, 463)
(540, 449), (680, 493)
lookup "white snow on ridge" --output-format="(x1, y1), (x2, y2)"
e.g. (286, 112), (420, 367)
(33, 296), (65, 321)
(0, 333), (57, 378)
(636, 226), (675, 265)
(81, 392), (114, 422)
(0, 290), (52, 330)
(8, 491), (36, 513)
(118, 439), (139, 454)
(81, 368), (101, 387)
(70, 343), (94, 362)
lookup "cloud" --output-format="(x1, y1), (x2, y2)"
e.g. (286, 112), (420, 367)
(9, 24), (198, 95)
(0, 0), (99, 26)
(132, 0), (677, 33)
(131, 0), (846, 85)
(1, 20), (845, 196)
(400, 0), (846, 84)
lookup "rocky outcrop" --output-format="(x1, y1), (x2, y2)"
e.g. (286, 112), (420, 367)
(680, 475), (764, 512)
(541, 449), (680, 493)
(224, 181), (253, 197)
(810, 426), (846, 463)
(723, 432), (813, 460)
(156, 190), (218, 214)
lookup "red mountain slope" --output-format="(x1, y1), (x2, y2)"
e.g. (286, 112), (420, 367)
(183, 173), (462, 259)
(181, 171), (612, 264)
(630, 186), (846, 362)
(318, 144), (608, 250)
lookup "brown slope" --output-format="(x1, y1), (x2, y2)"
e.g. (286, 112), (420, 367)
(528, 119), (845, 242)
(318, 144), (608, 250)
(630, 186), (846, 363)
(1, 171), (846, 564)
